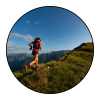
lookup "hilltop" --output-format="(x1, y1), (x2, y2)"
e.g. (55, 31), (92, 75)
(13, 42), (94, 94)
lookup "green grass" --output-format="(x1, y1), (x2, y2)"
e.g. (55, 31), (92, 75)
(13, 42), (94, 93)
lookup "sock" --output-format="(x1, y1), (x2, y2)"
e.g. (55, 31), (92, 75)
(36, 65), (37, 68)
(28, 64), (30, 66)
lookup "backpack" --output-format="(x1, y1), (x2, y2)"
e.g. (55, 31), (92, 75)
(33, 41), (40, 49)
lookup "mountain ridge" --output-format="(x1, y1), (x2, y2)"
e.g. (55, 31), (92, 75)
(7, 52), (42, 67)
(9, 50), (71, 72)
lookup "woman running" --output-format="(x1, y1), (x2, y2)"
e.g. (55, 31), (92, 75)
(24, 37), (42, 72)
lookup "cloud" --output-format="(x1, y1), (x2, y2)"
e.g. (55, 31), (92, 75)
(7, 41), (50, 54)
(26, 20), (30, 25)
(7, 41), (30, 54)
(7, 41), (51, 54)
(34, 21), (41, 24)
(7, 46), (52, 54)
(7, 41), (14, 47)
(7, 47), (29, 53)
(9, 33), (33, 42)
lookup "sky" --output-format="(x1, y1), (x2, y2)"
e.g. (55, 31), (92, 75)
(7, 6), (93, 54)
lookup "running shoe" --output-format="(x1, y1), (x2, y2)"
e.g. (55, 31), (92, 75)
(36, 67), (40, 71)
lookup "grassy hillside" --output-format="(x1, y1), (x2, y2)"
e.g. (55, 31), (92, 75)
(13, 42), (94, 94)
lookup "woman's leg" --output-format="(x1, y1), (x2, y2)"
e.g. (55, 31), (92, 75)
(36, 54), (38, 67)
(29, 54), (37, 65)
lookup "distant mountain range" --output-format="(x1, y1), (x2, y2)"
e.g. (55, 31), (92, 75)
(7, 50), (71, 72)
(7, 53), (42, 67)
(7, 53), (32, 67)
(7, 52), (42, 57)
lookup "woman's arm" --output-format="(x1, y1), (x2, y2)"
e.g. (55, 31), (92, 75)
(40, 44), (42, 51)
(28, 42), (33, 46)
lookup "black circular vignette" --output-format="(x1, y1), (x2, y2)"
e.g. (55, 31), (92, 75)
(5, 5), (95, 98)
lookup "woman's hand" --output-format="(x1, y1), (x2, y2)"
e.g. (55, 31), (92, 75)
(29, 45), (32, 50)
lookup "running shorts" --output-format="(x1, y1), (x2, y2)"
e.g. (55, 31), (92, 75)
(32, 50), (39, 55)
